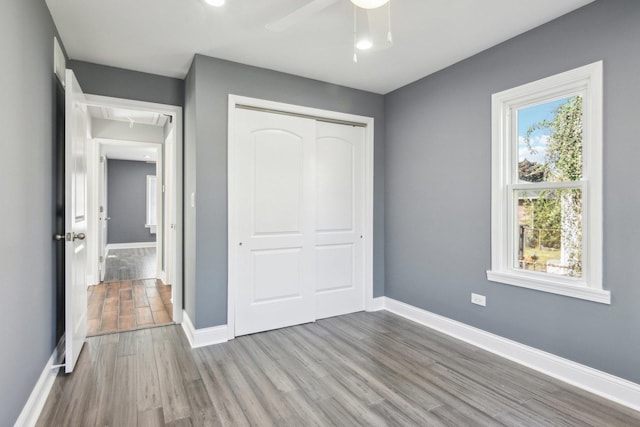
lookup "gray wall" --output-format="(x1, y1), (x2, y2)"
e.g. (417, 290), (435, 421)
(384, 0), (640, 384)
(184, 62), (197, 321)
(107, 159), (157, 244)
(69, 60), (184, 107)
(0, 1), (61, 425)
(185, 55), (385, 328)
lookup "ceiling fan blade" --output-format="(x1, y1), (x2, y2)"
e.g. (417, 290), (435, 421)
(265, 0), (341, 32)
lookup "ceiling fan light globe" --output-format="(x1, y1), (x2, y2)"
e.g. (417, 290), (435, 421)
(204, 0), (225, 7)
(350, 0), (389, 9)
(356, 39), (373, 50)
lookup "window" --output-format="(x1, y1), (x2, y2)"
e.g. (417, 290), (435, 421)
(146, 175), (157, 234)
(487, 61), (608, 304)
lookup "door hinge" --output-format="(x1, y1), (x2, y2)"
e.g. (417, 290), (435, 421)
(100, 156), (105, 163)
(99, 256), (104, 263)
(99, 205), (104, 213)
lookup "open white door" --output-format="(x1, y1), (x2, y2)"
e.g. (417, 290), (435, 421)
(64, 69), (89, 373)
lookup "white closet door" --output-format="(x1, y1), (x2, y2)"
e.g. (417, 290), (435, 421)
(235, 108), (317, 336)
(315, 122), (365, 319)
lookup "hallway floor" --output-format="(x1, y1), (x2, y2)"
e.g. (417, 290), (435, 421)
(87, 279), (173, 336)
(104, 247), (157, 282)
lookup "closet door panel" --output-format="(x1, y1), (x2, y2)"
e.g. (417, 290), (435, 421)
(234, 108), (316, 336)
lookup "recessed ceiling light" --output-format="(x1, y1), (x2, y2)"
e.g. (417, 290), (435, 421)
(351, 0), (389, 9)
(204, 0), (225, 6)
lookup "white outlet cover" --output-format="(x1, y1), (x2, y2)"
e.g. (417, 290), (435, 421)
(471, 293), (486, 306)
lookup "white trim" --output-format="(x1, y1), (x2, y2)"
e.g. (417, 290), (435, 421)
(227, 95), (375, 340)
(106, 242), (156, 251)
(489, 61), (605, 301)
(368, 296), (386, 311)
(487, 270), (610, 303)
(13, 337), (65, 427)
(84, 94), (184, 324)
(53, 37), (65, 87)
(380, 297), (640, 413)
(181, 311), (228, 348)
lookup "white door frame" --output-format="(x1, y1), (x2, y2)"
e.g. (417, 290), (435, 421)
(227, 94), (375, 340)
(85, 94), (184, 324)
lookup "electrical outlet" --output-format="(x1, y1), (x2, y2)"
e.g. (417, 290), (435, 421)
(471, 293), (486, 306)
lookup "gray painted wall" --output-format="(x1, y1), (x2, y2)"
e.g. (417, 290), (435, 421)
(70, 60), (184, 107)
(184, 63), (197, 321)
(107, 160), (157, 244)
(0, 1), (61, 424)
(384, 0), (640, 383)
(185, 55), (385, 328)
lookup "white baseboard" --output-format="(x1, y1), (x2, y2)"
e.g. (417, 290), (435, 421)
(380, 297), (640, 413)
(14, 337), (64, 427)
(106, 241), (157, 252)
(368, 296), (386, 311)
(181, 311), (228, 349)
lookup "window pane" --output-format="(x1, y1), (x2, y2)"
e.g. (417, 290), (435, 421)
(515, 188), (582, 278)
(517, 96), (583, 183)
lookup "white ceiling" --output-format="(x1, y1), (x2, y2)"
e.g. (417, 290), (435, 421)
(87, 105), (169, 127)
(46, 0), (594, 94)
(89, 106), (163, 162)
(100, 142), (158, 163)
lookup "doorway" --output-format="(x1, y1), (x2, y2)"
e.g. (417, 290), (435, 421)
(83, 96), (183, 336)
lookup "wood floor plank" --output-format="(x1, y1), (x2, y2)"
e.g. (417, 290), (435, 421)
(80, 334), (120, 426)
(137, 407), (165, 427)
(282, 389), (335, 427)
(217, 356), (276, 426)
(192, 349), (251, 427)
(183, 379), (221, 427)
(112, 354), (138, 427)
(226, 338), (299, 424)
(153, 332), (192, 423)
(136, 329), (162, 411)
(235, 333), (299, 393)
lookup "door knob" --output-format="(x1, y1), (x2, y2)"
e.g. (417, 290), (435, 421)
(54, 232), (86, 241)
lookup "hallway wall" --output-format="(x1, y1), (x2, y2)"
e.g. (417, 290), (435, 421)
(0, 0), (64, 425)
(107, 159), (157, 244)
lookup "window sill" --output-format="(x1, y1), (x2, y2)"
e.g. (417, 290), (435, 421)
(486, 270), (610, 304)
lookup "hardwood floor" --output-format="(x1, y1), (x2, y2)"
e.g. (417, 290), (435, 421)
(87, 279), (173, 336)
(38, 311), (640, 426)
(104, 247), (157, 282)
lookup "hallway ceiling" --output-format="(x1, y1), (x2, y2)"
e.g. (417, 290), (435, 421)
(45, 0), (594, 94)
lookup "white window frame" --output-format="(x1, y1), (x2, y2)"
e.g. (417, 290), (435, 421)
(146, 174), (157, 234)
(487, 61), (609, 304)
